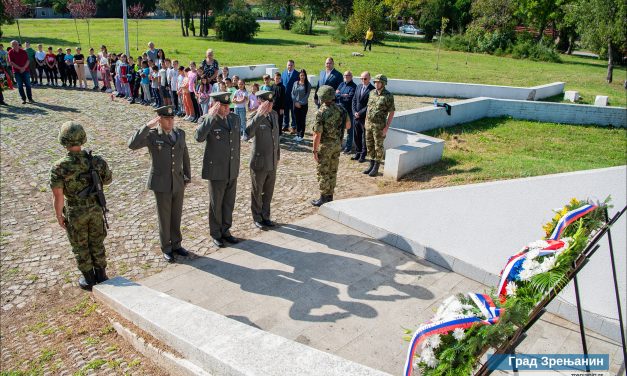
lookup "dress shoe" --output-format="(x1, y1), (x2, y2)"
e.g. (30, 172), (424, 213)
(223, 235), (240, 244)
(78, 269), (97, 290)
(212, 237), (225, 247)
(254, 221), (266, 229)
(342, 149), (351, 154)
(173, 247), (189, 257)
(262, 219), (276, 227)
(163, 251), (175, 262)
(358, 157), (366, 163)
(350, 154), (360, 160)
(94, 267), (109, 283)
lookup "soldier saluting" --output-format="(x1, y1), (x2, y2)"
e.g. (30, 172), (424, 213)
(244, 90), (280, 229)
(50, 121), (112, 290)
(311, 85), (350, 206)
(195, 92), (241, 248)
(128, 105), (191, 262)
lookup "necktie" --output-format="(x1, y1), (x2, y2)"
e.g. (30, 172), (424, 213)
(361, 85), (366, 97)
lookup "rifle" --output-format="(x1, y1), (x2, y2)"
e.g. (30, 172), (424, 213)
(78, 150), (109, 229)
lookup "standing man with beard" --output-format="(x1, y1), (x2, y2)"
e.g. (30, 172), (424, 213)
(128, 106), (191, 262)
(195, 92), (241, 248)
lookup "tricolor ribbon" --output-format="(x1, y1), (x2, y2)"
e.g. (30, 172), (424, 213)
(403, 293), (502, 376)
(496, 240), (566, 300)
(549, 204), (597, 240)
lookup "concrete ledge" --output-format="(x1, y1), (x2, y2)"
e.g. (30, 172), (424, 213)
(383, 138), (444, 180)
(228, 64), (276, 80)
(94, 277), (391, 376)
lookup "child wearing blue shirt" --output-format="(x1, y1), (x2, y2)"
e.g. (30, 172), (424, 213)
(140, 61), (151, 105)
(64, 48), (77, 87)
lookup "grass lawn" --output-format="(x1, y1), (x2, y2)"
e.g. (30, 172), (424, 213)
(377, 117), (626, 193)
(3, 19), (626, 106)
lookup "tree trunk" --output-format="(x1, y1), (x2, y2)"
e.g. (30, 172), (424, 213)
(191, 15), (196, 36)
(136, 20), (139, 50)
(16, 20), (22, 43)
(308, 12), (314, 34)
(535, 22), (546, 42)
(566, 35), (574, 55)
(606, 42), (613, 83)
(86, 21), (91, 47)
(74, 19), (81, 46)
(180, 11), (185, 36)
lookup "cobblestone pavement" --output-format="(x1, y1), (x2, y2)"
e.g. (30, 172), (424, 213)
(0, 85), (437, 373)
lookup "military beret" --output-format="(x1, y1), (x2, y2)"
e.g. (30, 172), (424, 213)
(155, 105), (175, 117)
(373, 74), (388, 84)
(210, 91), (232, 104)
(256, 90), (274, 101)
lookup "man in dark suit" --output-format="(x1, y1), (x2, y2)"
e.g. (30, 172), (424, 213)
(128, 106), (191, 262)
(272, 72), (286, 135)
(244, 91), (280, 229)
(335, 70), (357, 154)
(351, 71), (375, 163)
(314, 57), (343, 108)
(280, 60), (298, 132)
(195, 92), (241, 248)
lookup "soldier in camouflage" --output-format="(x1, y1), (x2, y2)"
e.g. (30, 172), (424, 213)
(50, 121), (113, 290)
(311, 85), (350, 207)
(363, 74), (395, 177)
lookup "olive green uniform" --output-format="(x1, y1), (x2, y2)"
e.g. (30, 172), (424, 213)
(312, 102), (346, 196)
(195, 112), (241, 240)
(128, 125), (191, 253)
(365, 88), (395, 162)
(245, 110), (280, 222)
(50, 150), (112, 273)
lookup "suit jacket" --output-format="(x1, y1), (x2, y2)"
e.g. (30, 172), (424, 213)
(195, 113), (241, 181)
(245, 111), (280, 172)
(281, 69), (299, 106)
(335, 80), (357, 115)
(352, 83), (375, 122)
(128, 125), (191, 193)
(314, 68), (343, 101)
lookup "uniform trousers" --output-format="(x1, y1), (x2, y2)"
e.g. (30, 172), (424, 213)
(250, 168), (276, 222)
(317, 144), (341, 195)
(65, 204), (107, 272)
(208, 179), (237, 240)
(154, 190), (184, 253)
(365, 121), (386, 162)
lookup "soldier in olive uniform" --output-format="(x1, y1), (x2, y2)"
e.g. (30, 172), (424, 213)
(128, 106), (191, 262)
(50, 121), (113, 290)
(243, 90), (280, 229)
(311, 85), (350, 207)
(195, 92), (241, 247)
(363, 74), (395, 177)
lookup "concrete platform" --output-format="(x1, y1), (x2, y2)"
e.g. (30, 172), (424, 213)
(94, 214), (624, 375)
(320, 166), (626, 343)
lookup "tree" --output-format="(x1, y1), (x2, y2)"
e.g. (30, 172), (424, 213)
(128, 3), (145, 51)
(68, 0), (98, 47)
(345, 0), (386, 42)
(468, 0), (517, 35)
(2, 0), (28, 42)
(516, 0), (561, 41)
(570, 0), (626, 83)
(95, 0), (155, 17)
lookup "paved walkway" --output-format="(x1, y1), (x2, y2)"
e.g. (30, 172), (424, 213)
(140, 214), (625, 375)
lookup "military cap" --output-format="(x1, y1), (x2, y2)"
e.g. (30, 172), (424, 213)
(58, 121), (87, 147)
(256, 90), (274, 101)
(373, 74), (388, 85)
(210, 91), (232, 104)
(155, 105), (176, 117)
(318, 85), (336, 102)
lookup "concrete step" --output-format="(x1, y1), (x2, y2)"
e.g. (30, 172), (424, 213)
(93, 276), (391, 376)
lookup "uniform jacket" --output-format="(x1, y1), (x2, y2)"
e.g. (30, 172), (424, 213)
(195, 113), (241, 181)
(335, 80), (357, 115)
(128, 125), (191, 193)
(49, 150), (113, 205)
(352, 83), (375, 120)
(245, 111), (280, 172)
(281, 69), (299, 106)
(366, 88), (396, 125)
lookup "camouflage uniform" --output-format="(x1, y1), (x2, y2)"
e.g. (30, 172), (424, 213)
(365, 79), (395, 163)
(50, 122), (112, 288)
(312, 86), (346, 197)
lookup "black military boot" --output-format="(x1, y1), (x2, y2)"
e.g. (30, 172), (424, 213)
(363, 160), (375, 174)
(311, 195), (326, 207)
(368, 162), (380, 177)
(94, 267), (109, 283)
(326, 195), (333, 203)
(78, 269), (97, 291)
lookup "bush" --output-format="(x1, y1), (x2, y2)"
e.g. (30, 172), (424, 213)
(215, 10), (260, 42)
(280, 14), (295, 30)
(442, 34), (475, 52)
(511, 40), (562, 63)
(291, 18), (310, 35)
(345, 0), (386, 43)
(475, 31), (514, 53)
(330, 17), (348, 43)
